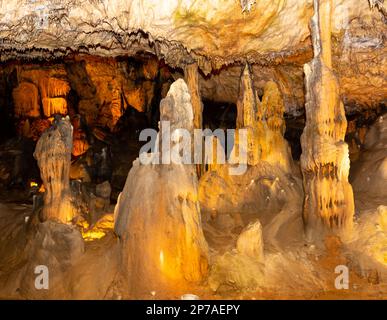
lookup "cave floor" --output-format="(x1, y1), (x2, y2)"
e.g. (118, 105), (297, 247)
(0, 198), (385, 300)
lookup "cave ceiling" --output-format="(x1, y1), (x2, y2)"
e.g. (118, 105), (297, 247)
(0, 0), (386, 114)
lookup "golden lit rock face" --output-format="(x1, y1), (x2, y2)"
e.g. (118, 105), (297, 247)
(42, 98), (68, 117)
(13, 82), (40, 118)
(300, 0), (354, 240)
(12, 66), (70, 118)
(69, 58), (154, 129)
(34, 117), (75, 224)
(114, 79), (208, 294)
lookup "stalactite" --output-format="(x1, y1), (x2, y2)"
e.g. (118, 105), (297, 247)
(300, 0), (354, 240)
(34, 117), (75, 224)
(39, 77), (71, 99)
(42, 97), (68, 117)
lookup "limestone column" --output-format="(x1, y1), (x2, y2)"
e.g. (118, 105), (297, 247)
(185, 62), (204, 176)
(300, 0), (354, 240)
(184, 63), (203, 130)
(34, 117), (75, 223)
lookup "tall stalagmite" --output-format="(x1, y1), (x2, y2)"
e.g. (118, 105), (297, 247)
(199, 64), (299, 218)
(234, 64), (293, 172)
(300, 0), (354, 240)
(114, 79), (209, 295)
(34, 117), (75, 223)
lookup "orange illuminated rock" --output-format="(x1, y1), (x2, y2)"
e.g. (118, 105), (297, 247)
(114, 79), (209, 295)
(123, 86), (146, 112)
(72, 139), (89, 157)
(39, 77), (70, 99)
(30, 119), (52, 141)
(71, 115), (89, 157)
(13, 67), (71, 118)
(142, 57), (159, 80)
(42, 97), (68, 117)
(13, 82), (40, 118)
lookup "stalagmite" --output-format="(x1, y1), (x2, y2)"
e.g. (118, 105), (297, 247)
(34, 117), (75, 223)
(300, 0), (354, 240)
(114, 79), (209, 295)
(199, 64), (301, 223)
(233, 64), (293, 171)
(236, 64), (256, 129)
(258, 81), (293, 173)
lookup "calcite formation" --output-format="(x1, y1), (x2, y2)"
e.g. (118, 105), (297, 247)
(71, 115), (90, 157)
(236, 220), (264, 260)
(199, 64), (300, 217)
(235, 65), (293, 171)
(12, 82), (40, 118)
(34, 117), (75, 223)
(300, 0), (354, 240)
(185, 63), (203, 130)
(13, 68), (71, 118)
(114, 79), (208, 294)
(351, 116), (387, 203)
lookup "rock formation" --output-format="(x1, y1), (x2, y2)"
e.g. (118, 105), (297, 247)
(34, 117), (75, 223)
(235, 65), (293, 171)
(185, 62), (204, 176)
(236, 220), (264, 260)
(114, 79), (209, 295)
(185, 63), (203, 130)
(199, 64), (300, 217)
(71, 115), (89, 157)
(351, 115), (387, 205)
(12, 82), (40, 118)
(300, 0), (354, 240)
